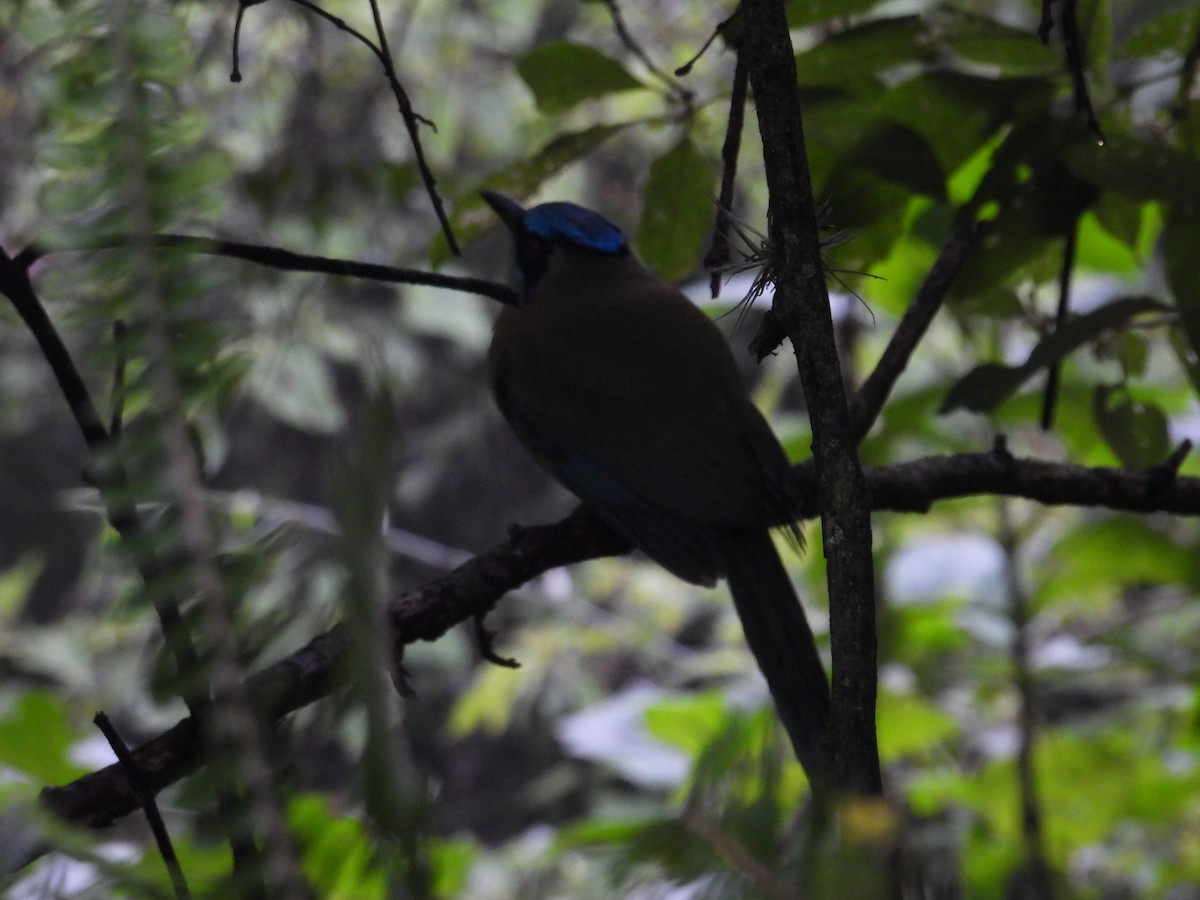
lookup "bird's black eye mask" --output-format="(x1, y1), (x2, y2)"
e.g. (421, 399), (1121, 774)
(509, 203), (630, 300)
(514, 231), (551, 294)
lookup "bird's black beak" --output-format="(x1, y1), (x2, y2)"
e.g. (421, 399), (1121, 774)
(481, 190), (526, 234)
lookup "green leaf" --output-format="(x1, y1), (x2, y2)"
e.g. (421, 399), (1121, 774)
(516, 42), (644, 114)
(0, 555), (42, 618)
(953, 284), (1027, 320)
(1092, 386), (1170, 468)
(1118, 6), (1200, 57)
(1169, 326), (1200, 397)
(643, 691), (726, 755)
(952, 120), (1098, 296)
(1119, 330), (1150, 377)
(862, 216), (939, 317)
(1075, 209), (1138, 275)
(290, 794), (387, 899)
(1091, 192), (1143, 248)
(1040, 516), (1200, 608)
(939, 362), (1026, 416)
(1064, 136), (1200, 203)
(937, 13), (1064, 75)
(431, 123), (630, 267)
(877, 691), (958, 761)
(1035, 730), (1200, 846)
(559, 817), (712, 882)
(1163, 204), (1200, 365)
(888, 73), (1054, 177)
(881, 599), (970, 667)
(430, 838), (477, 898)
(787, 0), (883, 28)
(635, 135), (713, 281)
(447, 661), (522, 735)
(940, 295), (1169, 414)
(849, 123), (947, 200)
(0, 691), (88, 784)
(795, 16), (928, 87)
(817, 166), (909, 263)
(1076, 0), (1113, 85)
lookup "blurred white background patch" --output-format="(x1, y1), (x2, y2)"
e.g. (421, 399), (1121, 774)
(556, 681), (690, 789)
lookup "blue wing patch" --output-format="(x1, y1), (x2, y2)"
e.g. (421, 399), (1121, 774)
(493, 374), (718, 584)
(553, 452), (721, 587)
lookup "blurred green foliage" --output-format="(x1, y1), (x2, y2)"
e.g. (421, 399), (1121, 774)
(2, 0), (1200, 897)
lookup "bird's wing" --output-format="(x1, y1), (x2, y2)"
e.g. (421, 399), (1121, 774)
(490, 270), (794, 580)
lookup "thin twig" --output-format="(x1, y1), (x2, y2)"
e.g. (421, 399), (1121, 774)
(1037, 0), (1056, 43)
(1040, 220), (1079, 430)
(997, 504), (1054, 898)
(1060, 0), (1106, 143)
(1146, 439), (1193, 498)
(232, 0), (459, 253)
(848, 218), (980, 442)
(110, 320), (127, 438)
(359, 0), (458, 253)
(706, 53), (748, 299)
(601, 0), (693, 108)
(676, 8), (741, 76)
(19, 234), (517, 306)
(229, 0), (266, 83)
(474, 614), (521, 668)
(94, 713), (192, 900)
(1171, 15), (1200, 121)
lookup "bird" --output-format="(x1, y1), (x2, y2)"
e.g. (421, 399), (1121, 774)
(482, 190), (835, 795)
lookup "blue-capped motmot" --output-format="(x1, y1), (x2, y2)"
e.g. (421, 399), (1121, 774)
(482, 191), (834, 794)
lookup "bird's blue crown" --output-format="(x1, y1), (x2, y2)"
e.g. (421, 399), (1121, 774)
(523, 202), (627, 255)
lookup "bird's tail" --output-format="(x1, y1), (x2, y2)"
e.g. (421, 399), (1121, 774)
(722, 529), (835, 797)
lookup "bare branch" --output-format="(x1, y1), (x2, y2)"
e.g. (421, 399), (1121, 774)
(848, 218), (980, 442)
(40, 450), (1200, 832)
(1040, 220), (1080, 430)
(19, 234), (517, 306)
(94, 712), (192, 900)
(705, 52), (748, 299)
(231, 0), (460, 253)
(1039, 0), (1105, 142)
(600, 0), (693, 108)
(996, 506), (1055, 899)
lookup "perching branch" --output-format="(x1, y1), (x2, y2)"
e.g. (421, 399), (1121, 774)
(40, 506), (628, 829)
(39, 453), (1200, 831)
